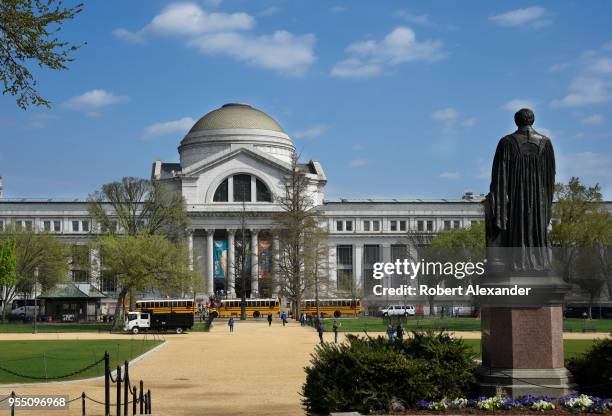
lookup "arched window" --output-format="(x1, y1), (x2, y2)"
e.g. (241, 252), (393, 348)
(213, 179), (228, 202)
(233, 174), (251, 202)
(256, 179), (272, 202)
(212, 174), (273, 203)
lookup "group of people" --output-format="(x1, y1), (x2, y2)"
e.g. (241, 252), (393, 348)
(315, 319), (341, 344)
(386, 323), (405, 340)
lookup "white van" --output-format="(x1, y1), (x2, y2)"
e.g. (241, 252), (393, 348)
(380, 305), (416, 317)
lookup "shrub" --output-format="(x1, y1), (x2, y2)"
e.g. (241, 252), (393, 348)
(567, 337), (612, 397)
(301, 331), (476, 414)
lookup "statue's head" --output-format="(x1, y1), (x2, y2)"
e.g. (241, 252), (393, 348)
(514, 108), (535, 127)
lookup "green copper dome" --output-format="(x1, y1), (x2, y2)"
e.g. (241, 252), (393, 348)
(189, 103), (284, 133)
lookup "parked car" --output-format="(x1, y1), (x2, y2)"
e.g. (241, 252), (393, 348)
(380, 305), (416, 317)
(8, 306), (39, 321)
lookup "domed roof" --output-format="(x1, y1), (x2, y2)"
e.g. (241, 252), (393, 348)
(189, 103), (284, 133)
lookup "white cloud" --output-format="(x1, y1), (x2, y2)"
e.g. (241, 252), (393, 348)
(432, 107), (459, 123)
(591, 57), (612, 74)
(113, 3), (254, 41)
(503, 98), (535, 112)
(188, 31), (315, 75)
(259, 6), (279, 17)
(331, 26), (446, 78)
(349, 158), (369, 167)
(489, 6), (549, 27)
(63, 89), (129, 110)
(439, 171), (460, 179)
(293, 125), (328, 139)
(581, 114), (604, 125)
(144, 117), (195, 137)
(394, 10), (430, 25)
(557, 151), (612, 186)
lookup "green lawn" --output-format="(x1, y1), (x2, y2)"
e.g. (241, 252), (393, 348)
(0, 322), (113, 333)
(0, 339), (161, 384)
(322, 317), (612, 333)
(460, 339), (594, 361)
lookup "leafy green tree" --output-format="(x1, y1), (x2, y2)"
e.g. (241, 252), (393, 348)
(420, 222), (485, 315)
(550, 177), (612, 304)
(97, 234), (195, 327)
(0, 237), (17, 320)
(0, 0), (83, 109)
(0, 225), (69, 321)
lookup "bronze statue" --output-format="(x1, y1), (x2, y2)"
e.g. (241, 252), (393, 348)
(485, 108), (555, 272)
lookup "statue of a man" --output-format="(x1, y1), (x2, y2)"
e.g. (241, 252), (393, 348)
(485, 108), (555, 272)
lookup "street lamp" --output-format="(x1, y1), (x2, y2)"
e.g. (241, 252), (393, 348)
(33, 267), (39, 334)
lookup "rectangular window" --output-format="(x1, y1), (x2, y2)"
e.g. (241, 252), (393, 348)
(453, 220), (461, 229)
(54, 220), (61, 232)
(363, 245), (381, 293)
(390, 220), (397, 231)
(345, 221), (353, 231)
(427, 220), (434, 232)
(417, 220), (424, 232)
(25, 221), (32, 231)
(363, 220), (370, 232)
(336, 221), (343, 232)
(470, 220), (479, 226)
(444, 220), (451, 230)
(373, 220), (380, 232)
(44, 220), (51, 231)
(337, 245), (353, 291)
(72, 221), (79, 232)
(399, 220), (407, 231)
(0, 220), (3, 230)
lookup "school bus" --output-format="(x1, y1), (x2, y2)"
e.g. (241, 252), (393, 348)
(301, 298), (361, 318)
(211, 298), (280, 318)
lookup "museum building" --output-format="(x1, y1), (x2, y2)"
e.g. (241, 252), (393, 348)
(1, 104), (607, 319)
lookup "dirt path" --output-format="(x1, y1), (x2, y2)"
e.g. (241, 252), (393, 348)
(0, 321), (321, 416)
(1, 324), (609, 415)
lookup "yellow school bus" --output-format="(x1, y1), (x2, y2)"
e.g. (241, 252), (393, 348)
(301, 298), (361, 318)
(211, 298), (280, 318)
(135, 299), (195, 315)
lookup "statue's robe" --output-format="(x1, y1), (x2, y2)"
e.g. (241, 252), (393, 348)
(485, 126), (555, 272)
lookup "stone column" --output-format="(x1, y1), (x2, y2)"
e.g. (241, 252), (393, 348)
(327, 244), (337, 293)
(354, 244), (363, 292)
(227, 229), (236, 298)
(187, 230), (194, 271)
(251, 230), (259, 298)
(206, 229), (214, 296)
(272, 235), (280, 297)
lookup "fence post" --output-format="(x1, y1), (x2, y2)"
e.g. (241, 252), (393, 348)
(123, 361), (129, 416)
(132, 385), (137, 415)
(116, 365), (122, 416)
(82, 392), (86, 416)
(10, 391), (15, 416)
(139, 380), (144, 415)
(104, 352), (110, 416)
(145, 392), (149, 414)
(147, 389), (151, 415)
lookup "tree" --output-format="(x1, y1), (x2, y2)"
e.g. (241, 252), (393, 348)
(274, 154), (327, 319)
(574, 246), (606, 319)
(97, 234), (195, 327)
(0, 236), (17, 320)
(0, 225), (69, 321)
(550, 177), (612, 304)
(88, 176), (190, 310)
(1, 0), (83, 109)
(420, 222), (485, 316)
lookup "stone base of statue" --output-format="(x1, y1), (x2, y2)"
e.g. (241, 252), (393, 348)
(475, 269), (574, 398)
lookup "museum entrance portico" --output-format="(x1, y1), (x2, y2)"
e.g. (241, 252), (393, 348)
(188, 222), (279, 300)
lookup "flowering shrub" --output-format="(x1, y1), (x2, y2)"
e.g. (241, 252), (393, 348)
(416, 394), (612, 413)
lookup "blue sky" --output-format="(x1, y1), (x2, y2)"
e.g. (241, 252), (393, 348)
(1, 1), (611, 199)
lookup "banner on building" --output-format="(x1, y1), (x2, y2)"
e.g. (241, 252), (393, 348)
(258, 239), (272, 278)
(214, 239), (228, 278)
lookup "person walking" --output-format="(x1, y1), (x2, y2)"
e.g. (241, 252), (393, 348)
(396, 323), (404, 340)
(280, 311), (287, 326)
(299, 313), (306, 326)
(228, 317), (234, 333)
(332, 320), (340, 343)
(317, 321), (324, 344)
(267, 313), (273, 327)
(386, 324), (395, 340)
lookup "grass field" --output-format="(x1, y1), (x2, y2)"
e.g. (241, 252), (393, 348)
(0, 322), (113, 333)
(322, 317), (612, 333)
(460, 339), (594, 361)
(0, 339), (162, 384)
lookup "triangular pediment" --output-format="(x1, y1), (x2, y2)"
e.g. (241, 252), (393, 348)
(180, 147), (292, 177)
